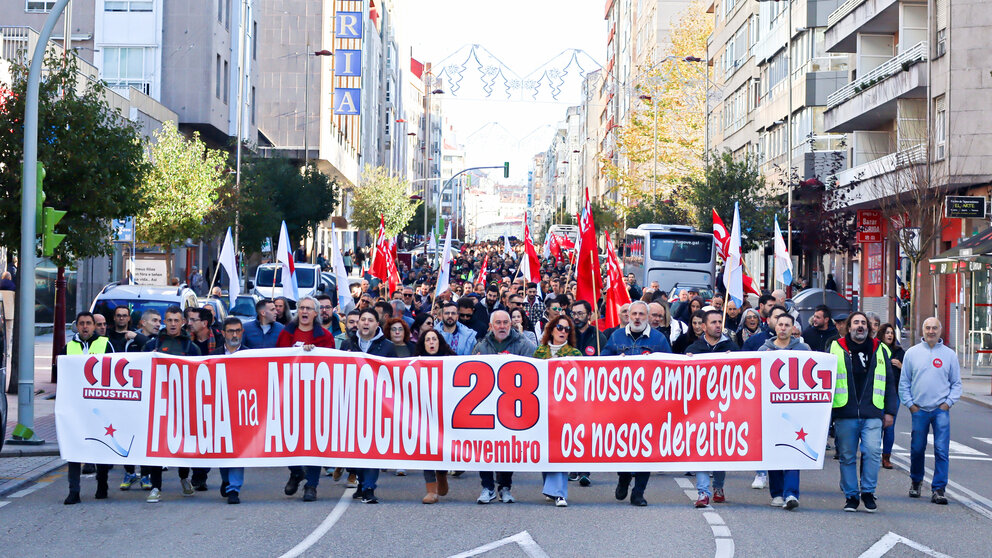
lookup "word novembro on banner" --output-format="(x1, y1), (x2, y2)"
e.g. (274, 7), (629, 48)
(55, 349), (837, 472)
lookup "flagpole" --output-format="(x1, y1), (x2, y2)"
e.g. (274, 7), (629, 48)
(590, 261), (602, 354)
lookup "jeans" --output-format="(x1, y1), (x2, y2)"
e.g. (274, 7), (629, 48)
(768, 470), (800, 499)
(357, 468), (379, 491)
(882, 405), (900, 454)
(219, 468), (244, 494)
(834, 417), (882, 497)
(695, 471), (726, 497)
(67, 463), (110, 493)
(541, 472), (568, 498)
(617, 472), (650, 496)
(480, 471), (513, 491)
(910, 407), (951, 491)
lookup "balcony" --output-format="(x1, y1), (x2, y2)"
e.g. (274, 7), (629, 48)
(824, 42), (927, 132)
(828, 143), (926, 208)
(824, 0), (900, 53)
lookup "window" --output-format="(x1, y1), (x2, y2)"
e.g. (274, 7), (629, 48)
(218, 0), (223, 22)
(102, 47), (149, 91)
(250, 86), (256, 125)
(105, 1), (152, 11)
(935, 95), (946, 160)
(223, 60), (229, 104)
(215, 55), (221, 99)
(252, 21), (257, 60)
(26, 1), (56, 12)
(225, 0), (231, 30)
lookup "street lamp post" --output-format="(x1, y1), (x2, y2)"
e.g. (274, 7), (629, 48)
(639, 94), (658, 220)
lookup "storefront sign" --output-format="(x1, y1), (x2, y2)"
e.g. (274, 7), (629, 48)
(54, 350), (837, 472)
(857, 210), (884, 243)
(864, 242), (883, 297)
(945, 196), (987, 219)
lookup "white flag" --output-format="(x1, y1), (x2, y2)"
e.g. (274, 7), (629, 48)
(723, 202), (744, 307)
(218, 227), (240, 307)
(774, 215), (794, 286)
(427, 230), (437, 252)
(276, 220), (299, 301)
(435, 222), (453, 299)
(504, 235), (513, 258)
(330, 224), (353, 313)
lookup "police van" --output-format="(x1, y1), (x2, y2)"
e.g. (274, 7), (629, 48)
(622, 224), (716, 293)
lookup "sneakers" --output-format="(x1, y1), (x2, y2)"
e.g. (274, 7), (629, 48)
(568, 473), (579, 482)
(285, 473), (304, 496)
(95, 482), (109, 500)
(394, 469), (407, 476)
(770, 496), (785, 507)
(220, 481), (229, 497)
(303, 486), (317, 502)
(352, 484), (364, 499)
(362, 488), (378, 504)
(579, 475), (591, 487)
(477, 488), (497, 504)
(881, 453), (893, 469)
(192, 480), (208, 492)
(146, 488), (161, 503)
(695, 493), (710, 508)
(784, 495), (799, 510)
(931, 489), (948, 505)
(227, 491), (240, 505)
(712, 488), (725, 503)
(63, 491), (81, 505)
(909, 482), (922, 498)
(140, 475), (152, 490)
(346, 473), (358, 488)
(630, 493), (648, 507)
(499, 487), (515, 503)
(843, 496), (859, 512)
(861, 492), (877, 513)
(555, 497), (568, 507)
(332, 467), (344, 481)
(180, 478), (194, 496)
(120, 473), (139, 490)
(751, 473), (767, 489)
(615, 479), (630, 501)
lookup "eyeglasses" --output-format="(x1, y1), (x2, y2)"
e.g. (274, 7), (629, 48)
(549, 307), (562, 312)
(298, 306), (316, 312)
(554, 324), (571, 332)
(403, 293), (413, 297)
(319, 305), (333, 310)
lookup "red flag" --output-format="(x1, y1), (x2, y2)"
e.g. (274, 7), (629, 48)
(555, 232), (575, 250)
(385, 243), (400, 294)
(600, 233), (628, 330)
(476, 253), (489, 286)
(549, 234), (562, 263)
(520, 217), (541, 283)
(712, 208), (761, 297)
(576, 189), (603, 309)
(371, 215), (390, 283)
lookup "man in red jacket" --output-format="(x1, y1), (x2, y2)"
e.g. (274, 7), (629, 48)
(276, 296), (334, 502)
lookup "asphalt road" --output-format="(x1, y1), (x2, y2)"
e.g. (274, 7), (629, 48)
(2, 400), (991, 558)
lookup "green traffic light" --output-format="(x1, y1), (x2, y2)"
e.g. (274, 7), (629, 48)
(42, 206), (67, 256)
(503, 162), (510, 179)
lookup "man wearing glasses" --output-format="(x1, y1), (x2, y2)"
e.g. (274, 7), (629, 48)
(211, 318), (249, 504)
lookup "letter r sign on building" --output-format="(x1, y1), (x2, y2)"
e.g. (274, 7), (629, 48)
(335, 12), (363, 39)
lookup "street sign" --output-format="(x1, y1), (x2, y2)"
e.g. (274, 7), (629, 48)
(856, 210), (884, 243)
(112, 217), (134, 243)
(945, 196), (987, 219)
(898, 227), (921, 258)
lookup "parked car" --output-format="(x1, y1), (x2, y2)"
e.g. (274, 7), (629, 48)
(199, 297), (229, 326)
(249, 263), (324, 301)
(229, 294), (262, 323)
(90, 284), (199, 328)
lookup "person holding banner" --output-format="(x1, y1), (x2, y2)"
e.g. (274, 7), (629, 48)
(210, 318), (249, 504)
(533, 315), (582, 508)
(472, 310), (538, 504)
(415, 330), (456, 504)
(829, 312), (899, 513)
(760, 312), (811, 510)
(602, 301), (671, 507)
(277, 296), (337, 502)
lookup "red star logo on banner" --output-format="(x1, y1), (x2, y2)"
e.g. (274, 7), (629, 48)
(105, 424), (117, 437)
(795, 428), (808, 442)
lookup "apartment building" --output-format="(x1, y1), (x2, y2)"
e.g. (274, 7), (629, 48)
(824, 0), (992, 345)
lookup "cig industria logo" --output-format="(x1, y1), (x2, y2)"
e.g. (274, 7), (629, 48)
(81, 356), (143, 401)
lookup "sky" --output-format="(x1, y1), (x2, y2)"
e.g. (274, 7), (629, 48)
(402, 0), (608, 184)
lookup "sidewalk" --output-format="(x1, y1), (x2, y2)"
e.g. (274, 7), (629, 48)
(1, 334), (66, 497)
(960, 375), (992, 409)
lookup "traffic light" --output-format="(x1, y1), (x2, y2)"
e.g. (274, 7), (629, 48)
(42, 206), (66, 257)
(35, 162), (46, 235)
(503, 161), (510, 179)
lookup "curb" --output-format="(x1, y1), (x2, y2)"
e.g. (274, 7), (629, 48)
(961, 394), (992, 411)
(0, 456), (65, 498)
(0, 444), (61, 458)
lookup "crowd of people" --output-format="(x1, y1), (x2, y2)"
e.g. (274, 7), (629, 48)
(61, 240), (961, 513)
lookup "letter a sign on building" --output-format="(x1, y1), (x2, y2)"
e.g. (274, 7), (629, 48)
(333, 10), (362, 115)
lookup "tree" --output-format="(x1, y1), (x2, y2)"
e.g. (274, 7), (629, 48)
(136, 121), (229, 248)
(349, 165), (419, 238)
(405, 200), (436, 237)
(0, 51), (150, 266)
(688, 151), (777, 253)
(625, 197), (693, 231)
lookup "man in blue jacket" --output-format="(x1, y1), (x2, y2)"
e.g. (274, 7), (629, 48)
(601, 300), (670, 506)
(242, 299), (284, 349)
(899, 317), (961, 505)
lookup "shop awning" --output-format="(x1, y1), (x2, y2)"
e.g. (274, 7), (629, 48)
(930, 226), (992, 274)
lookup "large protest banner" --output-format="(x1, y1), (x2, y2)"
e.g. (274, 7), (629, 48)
(55, 349), (837, 472)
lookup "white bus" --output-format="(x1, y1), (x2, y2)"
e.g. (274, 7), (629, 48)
(622, 224), (716, 293)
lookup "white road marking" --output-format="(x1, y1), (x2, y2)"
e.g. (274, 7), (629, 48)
(673, 477), (733, 558)
(973, 437), (992, 446)
(277, 487), (354, 558)
(715, 539), (735, 558)
(702, 512), (724, 525)
(7, 481), (53, 499)
(0, 501), (10, 509)
(857, 531), (953, 558)
(446, 531), (549, 558)
(674, 477), (694, 489)
(889, 453), (992, 521)
(891, 443), (906, 451)
(892, 452), (992, 462)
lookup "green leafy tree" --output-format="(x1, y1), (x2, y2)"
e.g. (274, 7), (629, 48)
(624, 197), (693, 231)
(688, 151), (777, 252)
(0, 51), (150, 266)
(405, 200), (436, 237)
(350, 165), (419, 238)
(280, 164), (339, 244)
(137, 121), (228, 247)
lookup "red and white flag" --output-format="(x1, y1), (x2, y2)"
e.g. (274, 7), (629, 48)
(519, 216), (541, 283)
(576, 189), (603, 310)
(712, 208), (761, 296)
(476, 252), (489, 287)
(276, 221), (299, 301)
(601, 233), (628, 330)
